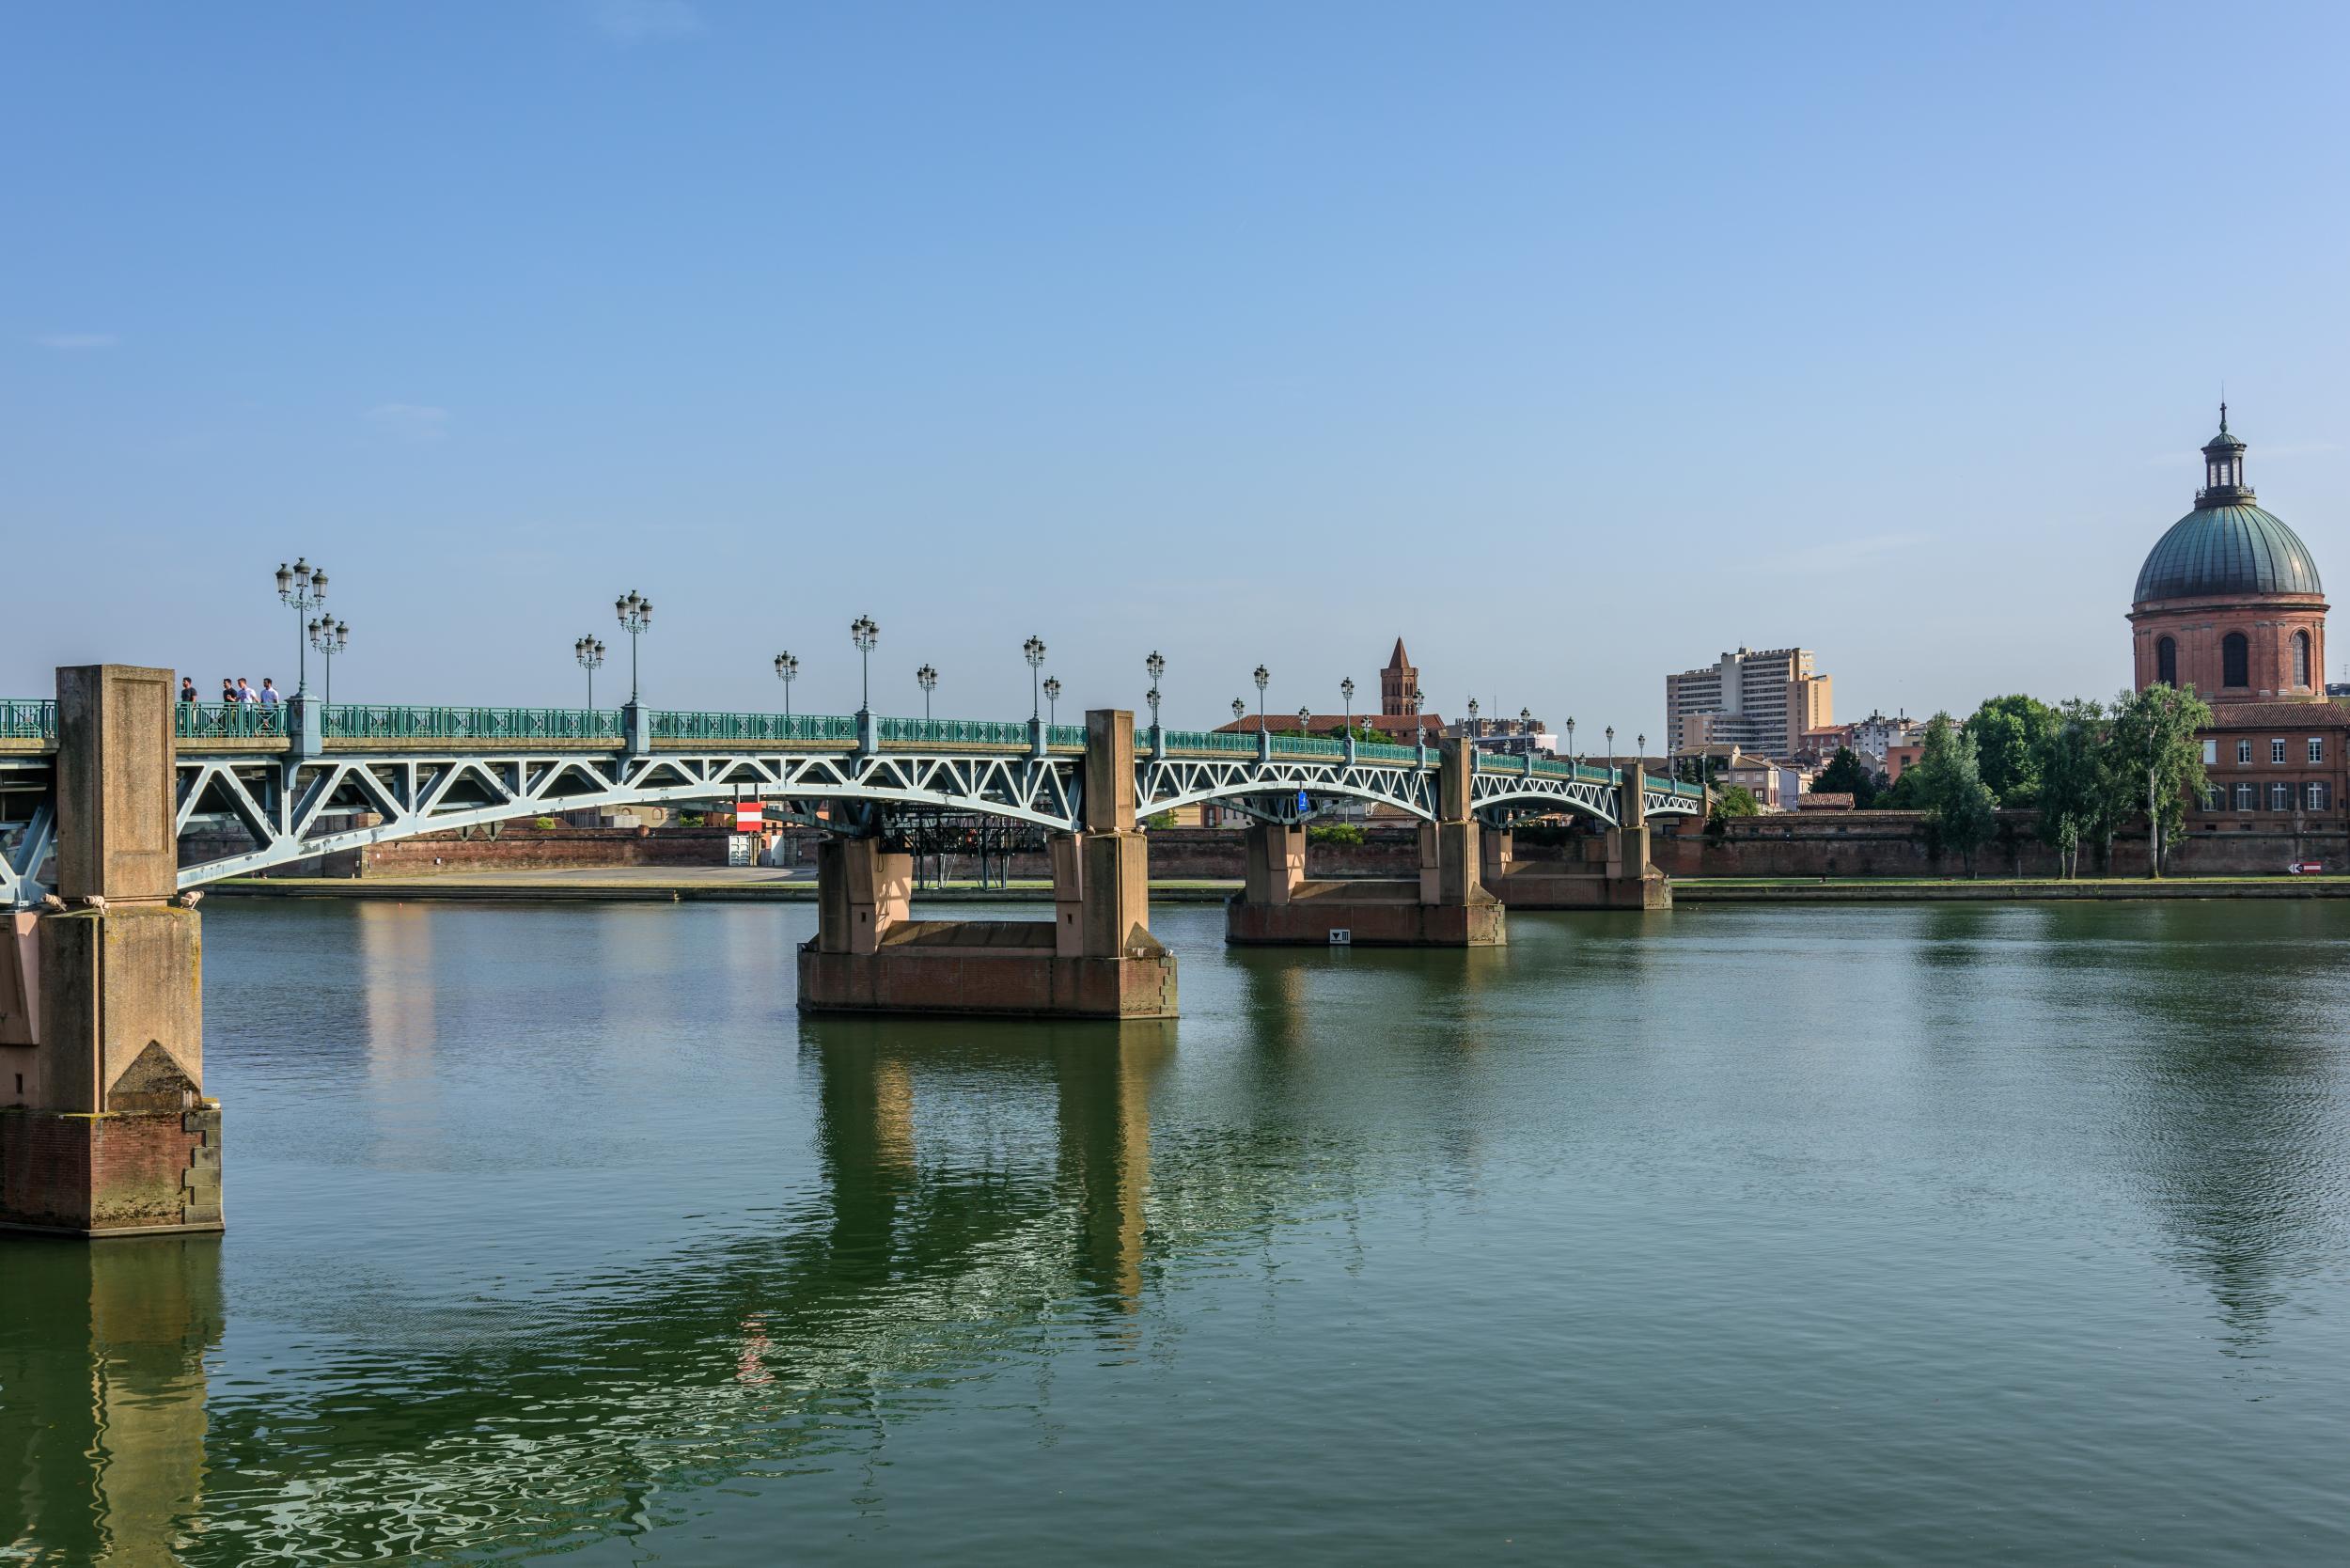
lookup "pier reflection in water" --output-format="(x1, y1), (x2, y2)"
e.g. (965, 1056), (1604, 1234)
(3, 898), (2350, 1564)
(0, 1240), (221, 1564)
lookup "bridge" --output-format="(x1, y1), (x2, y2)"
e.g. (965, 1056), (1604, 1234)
(1, 694), (1696, 897)
(0, 666), (1700, 1239)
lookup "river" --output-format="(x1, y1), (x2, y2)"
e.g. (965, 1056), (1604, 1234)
(5, 898), (2349, 1563)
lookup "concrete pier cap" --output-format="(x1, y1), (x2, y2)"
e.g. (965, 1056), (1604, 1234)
(796, 708), (1177, 1019)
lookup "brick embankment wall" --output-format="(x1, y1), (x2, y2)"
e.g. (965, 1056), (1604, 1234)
(180, 823), (764, 878)
(1649, 811), (2350, 877)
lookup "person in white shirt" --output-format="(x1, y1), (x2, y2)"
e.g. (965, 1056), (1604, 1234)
(258, 678), (281, 709)
(235, 678), (256, 704)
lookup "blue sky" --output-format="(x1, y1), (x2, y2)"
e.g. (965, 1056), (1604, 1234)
(8, 0), (2348, 739)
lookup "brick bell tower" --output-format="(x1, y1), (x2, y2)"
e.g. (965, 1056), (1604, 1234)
(1380, 637), (1418, 720)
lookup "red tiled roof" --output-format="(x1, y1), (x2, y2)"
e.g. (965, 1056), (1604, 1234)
(2201, 699), (2350, 729)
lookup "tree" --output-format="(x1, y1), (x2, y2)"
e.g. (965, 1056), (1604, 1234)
(1812, 746), (1879, 808)
(2033, 698), (2110, 878)
(1965, 694), (2060, 807)
(2107, 683), (2212, 879)
(1711, 785), (1761, 821)
(1907, 712), (1999, 874)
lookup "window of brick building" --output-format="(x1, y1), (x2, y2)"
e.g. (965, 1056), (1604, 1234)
(2237, 740), (2253, 764)
(2269, 782), (2293, 811)
(2295, 631), (2312, 688)
(2202, 739), (2218, 765)
(2272, 739), (2288, 763)
(2233, 782), (2255, 810)
(2223, 632), (2250, 688)
(2310, 737), (2325, 764)
(2157, 635), (2178, 686)
(2307, 782), (2331, 812)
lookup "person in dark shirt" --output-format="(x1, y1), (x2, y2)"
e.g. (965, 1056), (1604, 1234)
(180, 678), (197, 704)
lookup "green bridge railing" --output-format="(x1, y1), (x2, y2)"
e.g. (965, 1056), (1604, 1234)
(178, 702), (281, 739)
(2, 699), (56, 741)
(6, 698), (1713, 802)
(328, 706), (623, 742)
(654, 710), (859, 745)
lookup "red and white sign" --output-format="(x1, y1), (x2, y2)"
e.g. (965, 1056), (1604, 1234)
(734, 803), (766, 832)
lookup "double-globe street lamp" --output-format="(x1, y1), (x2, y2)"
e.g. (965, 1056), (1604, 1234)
(1023, 635), (1047, 720)
(850, 616), (880, 714)
(1145, 650), (1166, 734)
(307, 617), (350, 705)
(575, 635), (605, 708)
(1043, 676), (1062, 729)
(916, 663), (938, 721)
(1252, 665), (1269, 724)
(615, 590), (653, 703)
(274, 557), (328, 697)
(773, 651), (799, 717)
(1340, 676), (1355, 740)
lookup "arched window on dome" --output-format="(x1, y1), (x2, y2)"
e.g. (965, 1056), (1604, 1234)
(2156, 636), (2177, 687)
(2294, 631), (2311, 688)
(2223, 632), (2250, 689)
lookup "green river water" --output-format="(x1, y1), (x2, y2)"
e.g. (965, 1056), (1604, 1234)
(4, 898), (2348, 1563)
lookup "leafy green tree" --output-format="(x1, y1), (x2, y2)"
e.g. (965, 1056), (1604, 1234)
(1965, 694), (2060, 807)
(2107, 683), (2212, 878)
(1812, 746), (1879, 808)
(1711, 785), (1761, 821)
(2033, 698), (2110, 878)
(1908, 712), (1999, 874)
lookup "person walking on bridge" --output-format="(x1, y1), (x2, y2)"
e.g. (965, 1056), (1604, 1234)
(180, 677), (197, 706)
(258, 678), (280, 711)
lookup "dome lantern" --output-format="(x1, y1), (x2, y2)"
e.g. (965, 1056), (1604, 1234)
(2199, 401), (2251, 507)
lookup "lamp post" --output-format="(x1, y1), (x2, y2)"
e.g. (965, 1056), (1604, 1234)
(1146, 651), (1166, 728)
(1468, 697), (1480, 739)
(1606, 726), (1616, 774)
(274, 557), (328, 697)
(1340, 676), (1355, 739)
(916, 663), (938, 721)
(614, 590), (653, 702)
(1252, 664), (1269, 723)
(1412, 686), (1425, 745)
(1566, 716), (1577, 766)
(308, 618), (349, 705)
(575, 635), (605, 708)
(850, 616), (879, 713)
(1043, 676), (1061, 729)
(773, 651), (798, 717)
(1231, 698), (1246, 724)
(1520, 706), (1532, 735)
(1023, 635), (1047, 719)
(1297, 704), (1312, 736)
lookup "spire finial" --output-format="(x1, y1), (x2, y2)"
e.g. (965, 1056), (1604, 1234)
(2220, 383), (2228, 433)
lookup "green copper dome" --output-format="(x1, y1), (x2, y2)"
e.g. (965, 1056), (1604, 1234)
(2135, 503), (2324, 603)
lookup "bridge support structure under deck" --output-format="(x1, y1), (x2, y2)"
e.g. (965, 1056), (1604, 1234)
(1, 666), (221, 1237)
(1482, 768), (1674, 912)
(797, 710), (1178, 1019)
(1226, 738), (1505, 948)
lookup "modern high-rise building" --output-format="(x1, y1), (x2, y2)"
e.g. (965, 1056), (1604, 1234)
(1665, 647), (1832, 759)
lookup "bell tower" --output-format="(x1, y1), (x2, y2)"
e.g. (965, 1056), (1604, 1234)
(1379, 637), (1418, 720)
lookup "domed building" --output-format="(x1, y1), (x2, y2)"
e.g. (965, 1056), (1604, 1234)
(2131, 407), (2349, 848)
(2130, 408), (2327, 700)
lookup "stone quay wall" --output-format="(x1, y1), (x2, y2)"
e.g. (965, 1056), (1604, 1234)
(184, 814), (2350, 883)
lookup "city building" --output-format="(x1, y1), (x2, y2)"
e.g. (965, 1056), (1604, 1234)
(2131, 410), (2350, 831)
(1216, 635), (1443, 742)
(1844, 711), (1922, 766)
(1666, 647), (1832, 758)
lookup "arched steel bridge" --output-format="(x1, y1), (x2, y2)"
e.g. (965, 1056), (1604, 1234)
(0, 698), (1702, 903)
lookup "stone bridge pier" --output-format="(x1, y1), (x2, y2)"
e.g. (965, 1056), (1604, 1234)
(1226, 738), (1505, 947)
(2, 666), (222, 1237)
(1484, 765), (1674, 912)
(797, 709), (1178, 1018)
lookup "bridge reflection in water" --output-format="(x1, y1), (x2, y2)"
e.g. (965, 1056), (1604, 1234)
(1, 1022), (1183, 1562)
(0, 1239), (222, 1564)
